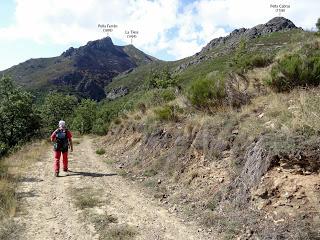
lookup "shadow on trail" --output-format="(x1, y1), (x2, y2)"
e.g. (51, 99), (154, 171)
(58, 170), (117, 178)
(18, 176), (44, 183)
(17, 190), (39, 199)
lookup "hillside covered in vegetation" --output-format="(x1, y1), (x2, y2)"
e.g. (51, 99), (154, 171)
(1, 16), (320, 239)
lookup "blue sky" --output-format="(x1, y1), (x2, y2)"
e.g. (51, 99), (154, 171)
(0, 0), (319, 70)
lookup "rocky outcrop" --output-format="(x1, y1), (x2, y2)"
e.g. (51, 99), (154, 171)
(106, 86), (129, 100)
(203, 17), (298, 52)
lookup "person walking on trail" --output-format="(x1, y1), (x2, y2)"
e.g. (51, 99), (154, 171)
(51, 120), (73, 177)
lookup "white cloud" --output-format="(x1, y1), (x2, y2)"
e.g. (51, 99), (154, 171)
(0, 0), (319, 61)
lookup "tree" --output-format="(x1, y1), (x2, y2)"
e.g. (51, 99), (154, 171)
(72, 99), (97, 134)
(0, 76), (40, 155)
(40, 92), (78, 131)
(316, 18), (320, 32)
(230, 38), (248, 72)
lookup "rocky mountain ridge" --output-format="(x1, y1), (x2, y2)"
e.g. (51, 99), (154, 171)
(175, 17), (300, 72)
(1, 37), (157, 100)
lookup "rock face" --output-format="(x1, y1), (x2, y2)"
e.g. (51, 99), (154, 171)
(106, 86), (129, 100)
(51, 37), (138, 100)
(1, 37), (157, 100)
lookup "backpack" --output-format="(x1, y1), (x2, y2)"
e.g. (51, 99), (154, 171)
(54, 129), (69, 152)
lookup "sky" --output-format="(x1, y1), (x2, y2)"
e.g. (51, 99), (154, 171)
(0, 0), (319, 70)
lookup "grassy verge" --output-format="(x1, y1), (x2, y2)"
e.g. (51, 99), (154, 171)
(0, 140), (49, 239)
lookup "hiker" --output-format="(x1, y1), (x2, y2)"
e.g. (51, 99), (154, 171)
(51, 120), (73, 177)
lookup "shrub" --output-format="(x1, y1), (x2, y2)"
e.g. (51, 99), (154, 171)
(0, 76), (41, 156)
(92, 118), (109, 136)
(147, 88), (176, 106)
(316, 18), (320, 32)
(148, 68), (177, 89)
(268, 54), (320, 92)
(230, 38), (247, 72)
(154, 105), (180, 121)
(187, 75), (225, 109)
(245, 54), (273, 68)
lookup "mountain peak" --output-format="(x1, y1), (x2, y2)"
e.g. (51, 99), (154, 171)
(265, 17), (297, 29)
(86, 36), (114, 50)
(61, 37), (115, 58)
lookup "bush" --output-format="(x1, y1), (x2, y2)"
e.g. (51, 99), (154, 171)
(154, 105), (180, 121)
(244, 54), (273, 68)
(316, 18), (320, 32)
(149, 88), (176, 105)
(230, 38), (247, 72)
(268, 54), (320, 92)
(0, 76), (41, 156)
(92, 119), (109, 136)
(187, 75), (225, 109)
(148, 68), (177, 89)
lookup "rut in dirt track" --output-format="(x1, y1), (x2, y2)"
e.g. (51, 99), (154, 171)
(14, 136), (213, 240)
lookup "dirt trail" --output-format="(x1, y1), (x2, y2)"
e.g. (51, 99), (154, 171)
(14, 136), (213, 240)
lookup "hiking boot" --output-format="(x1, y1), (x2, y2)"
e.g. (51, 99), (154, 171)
(54, 172), (59, 177)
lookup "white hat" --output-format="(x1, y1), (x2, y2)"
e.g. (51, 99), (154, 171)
(59, 120), (66, 128)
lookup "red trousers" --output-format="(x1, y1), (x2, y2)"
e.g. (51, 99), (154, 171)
(54, 151), (68, 173)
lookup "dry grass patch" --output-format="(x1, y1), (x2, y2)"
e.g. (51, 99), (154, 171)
(100, 225), (136, 240)
(71, 187), (102, 209)
(0, 219), (20, 240)
(91, 213), (118, 232)
(82, 209), (136, 240)
(0, 179), (16, 219)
